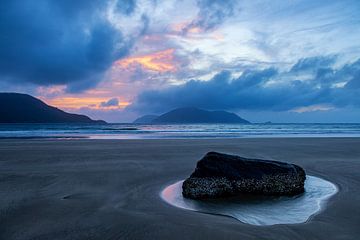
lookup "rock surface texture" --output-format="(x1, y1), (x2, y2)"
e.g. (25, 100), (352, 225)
(182, 152), (306, 199)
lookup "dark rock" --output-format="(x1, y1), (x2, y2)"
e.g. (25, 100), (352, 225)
(182, 152), (306, 199)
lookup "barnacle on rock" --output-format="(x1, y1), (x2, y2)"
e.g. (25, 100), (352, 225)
(182, 152), (306, 199)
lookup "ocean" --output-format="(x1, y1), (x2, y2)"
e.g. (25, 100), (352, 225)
(0, 123), (360, 139)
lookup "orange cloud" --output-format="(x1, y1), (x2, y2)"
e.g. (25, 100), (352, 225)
(187, 26), (202, 34)
(40, 97), (130, 110)
(114, 49), (177, 72)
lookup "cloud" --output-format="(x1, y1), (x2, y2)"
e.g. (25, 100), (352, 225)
(195, 0), (236, 30)
(290, 104), (334, 113)
(39, 96), (129, 110)
(100, 98), (120, 107)
(0, 0), (143, 92)
(290, 56), (337, 73)
(116, 0), (137, 15)
(179, 0), (238, 34)
(344, 59), (360, 89)
(113, 49), (177, 72)
(129, 56), (360, 113)
(1, 0), (359, 124)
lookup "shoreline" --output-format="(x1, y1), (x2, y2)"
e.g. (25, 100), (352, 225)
(1, 135), (360, 140)
(1, 122), (360, 140)
(0, 138), (359, 239)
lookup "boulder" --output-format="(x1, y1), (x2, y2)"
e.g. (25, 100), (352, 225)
(182, 152), (306, 199)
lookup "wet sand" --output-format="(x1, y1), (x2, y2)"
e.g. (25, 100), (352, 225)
(0, 138), (359, 240)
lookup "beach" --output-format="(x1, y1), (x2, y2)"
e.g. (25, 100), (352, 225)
(0, 138), (359, 240)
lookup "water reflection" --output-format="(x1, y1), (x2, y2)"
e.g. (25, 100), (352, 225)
(161, 176), (337, 226)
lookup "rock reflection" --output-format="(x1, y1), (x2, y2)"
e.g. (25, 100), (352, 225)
(161, 176), (337, 226)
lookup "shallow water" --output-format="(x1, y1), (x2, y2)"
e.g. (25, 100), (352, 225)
(1, 123), (360, 139)
(161, 176), (337, 226)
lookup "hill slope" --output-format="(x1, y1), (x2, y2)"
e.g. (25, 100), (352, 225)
(0, 93), (106, 123)
(133, 115), (159, 124)
(137, 107), (250, 124)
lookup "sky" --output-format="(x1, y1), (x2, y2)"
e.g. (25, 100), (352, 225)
(1, 0), (360, 123)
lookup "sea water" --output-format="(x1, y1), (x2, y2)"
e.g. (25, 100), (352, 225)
(161, 176), (338, 226)
(0, 123), (360, 139)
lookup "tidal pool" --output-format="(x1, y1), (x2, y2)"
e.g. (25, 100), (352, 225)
(161, 176), (337, 226)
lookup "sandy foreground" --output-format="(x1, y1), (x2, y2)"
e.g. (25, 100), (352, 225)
(0, 138), (359, 240)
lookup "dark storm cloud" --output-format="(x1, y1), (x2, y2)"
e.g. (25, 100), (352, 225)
(344, 59), (360, 89)
(0, 0), (138, 91)
(290, 56), (336, 72)
(100, 98), (120, 107)
(130, 57), (360, 113)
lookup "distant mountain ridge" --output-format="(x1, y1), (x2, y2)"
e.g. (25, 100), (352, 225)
(133, 115), (159, 124)
(0, 93), (106, 124)
(133, 107), (250, 124)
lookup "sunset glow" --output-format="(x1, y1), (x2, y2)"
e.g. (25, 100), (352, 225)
(1, 2), (360, 238)
(40, 97), (130, 110)
(114, 49), (177, 73)
(1, 0), (359, 123)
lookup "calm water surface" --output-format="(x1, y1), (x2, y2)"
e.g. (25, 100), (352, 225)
(161, 176), (338, 226)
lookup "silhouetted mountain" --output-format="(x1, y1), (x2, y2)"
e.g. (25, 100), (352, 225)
(138, 107), (250, 124)
(0, 93), (106, 124)
(133, 115), (159, 124)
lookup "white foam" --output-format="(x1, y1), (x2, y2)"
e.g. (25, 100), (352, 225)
(161, 176), (337, 226)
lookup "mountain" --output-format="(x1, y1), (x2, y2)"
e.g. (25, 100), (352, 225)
(134, 107), (250, 124)
(133, 115), (159, 124)
(0, 93), (106, 124)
